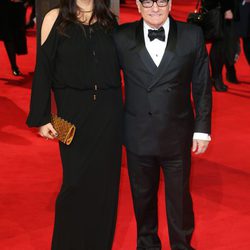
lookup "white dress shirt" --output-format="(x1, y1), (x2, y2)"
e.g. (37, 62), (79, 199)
(143, 19), (169, 67)
(143, 19), (211, 141)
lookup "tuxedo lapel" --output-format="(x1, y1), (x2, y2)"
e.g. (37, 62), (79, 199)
(134, 20), (158, 74)
(149, 17), (178, 88)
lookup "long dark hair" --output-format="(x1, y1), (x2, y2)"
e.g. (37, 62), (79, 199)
(58, 0), (116, 34)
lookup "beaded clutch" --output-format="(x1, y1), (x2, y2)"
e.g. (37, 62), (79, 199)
(51, 114), (76, 145)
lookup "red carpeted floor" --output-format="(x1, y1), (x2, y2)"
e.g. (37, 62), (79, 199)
(0, 1), (250, 249)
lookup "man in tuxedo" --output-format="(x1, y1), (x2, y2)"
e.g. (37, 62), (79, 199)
(113, 0), (212, 249)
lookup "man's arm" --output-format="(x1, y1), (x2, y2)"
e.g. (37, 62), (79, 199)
(191, 27), (212, 154)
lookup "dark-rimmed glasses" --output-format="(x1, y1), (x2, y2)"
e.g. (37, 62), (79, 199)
(139, 0), (169, 8)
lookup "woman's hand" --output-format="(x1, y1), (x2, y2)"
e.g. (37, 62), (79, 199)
(39, 123), (58, 140)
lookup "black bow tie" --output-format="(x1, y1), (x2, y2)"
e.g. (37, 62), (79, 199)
(148, 27), (165, 42)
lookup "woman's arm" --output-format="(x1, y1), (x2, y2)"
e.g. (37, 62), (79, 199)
(26, 9), (59, 139)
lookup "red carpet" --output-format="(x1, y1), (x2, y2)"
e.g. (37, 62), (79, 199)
(1, 1), (250, 249)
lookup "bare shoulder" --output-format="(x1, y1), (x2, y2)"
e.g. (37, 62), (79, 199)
(41, 8), (60, 46)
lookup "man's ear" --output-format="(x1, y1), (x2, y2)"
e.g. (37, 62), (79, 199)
(136, 0), (141, 13)
(168, 0), (172, 12)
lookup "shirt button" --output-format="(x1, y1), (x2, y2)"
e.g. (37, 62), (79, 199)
(93, 51), (96, 56)
(148, 112), (152, 115)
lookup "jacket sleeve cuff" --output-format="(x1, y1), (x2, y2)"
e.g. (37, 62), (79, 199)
(193, 132), (211, 141)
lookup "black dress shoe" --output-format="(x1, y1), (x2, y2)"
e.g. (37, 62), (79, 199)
(212, 77), (228, 92)
(12, 68), (21, 76)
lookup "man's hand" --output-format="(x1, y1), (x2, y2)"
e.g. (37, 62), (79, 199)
(39, 123), (58, 140)
(192, 139), (209, 155)
(224, 10), (233, 20)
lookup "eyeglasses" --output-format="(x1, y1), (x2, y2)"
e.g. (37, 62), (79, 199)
(139, 0), (169, 8)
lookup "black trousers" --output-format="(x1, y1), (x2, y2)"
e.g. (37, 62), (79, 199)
(210, 20), (238, 79)
(3, 40), (17, 70)
(127, 150), (195, 250)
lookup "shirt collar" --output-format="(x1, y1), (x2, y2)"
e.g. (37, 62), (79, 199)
(143, 18), (170, 33)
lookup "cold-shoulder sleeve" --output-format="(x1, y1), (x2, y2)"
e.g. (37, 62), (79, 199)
(26, 17), (59, 127)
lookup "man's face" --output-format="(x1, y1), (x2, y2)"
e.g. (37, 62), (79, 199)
(136, 0), (171, 29)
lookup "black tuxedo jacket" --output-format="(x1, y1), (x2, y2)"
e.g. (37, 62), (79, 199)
(113, 17), (212, 156)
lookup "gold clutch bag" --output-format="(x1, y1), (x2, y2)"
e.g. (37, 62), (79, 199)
(51, 114), (76, 145)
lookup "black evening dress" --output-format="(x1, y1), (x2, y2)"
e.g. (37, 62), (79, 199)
(27, 15), (123, 250)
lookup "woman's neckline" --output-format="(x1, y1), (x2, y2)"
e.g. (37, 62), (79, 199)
(81, 21), (98, 27)
(81, 20), (97, 27)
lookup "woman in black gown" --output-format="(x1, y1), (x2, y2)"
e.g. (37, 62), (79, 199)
(0, 0), (27, 75)
(26, 0), (123, 249)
